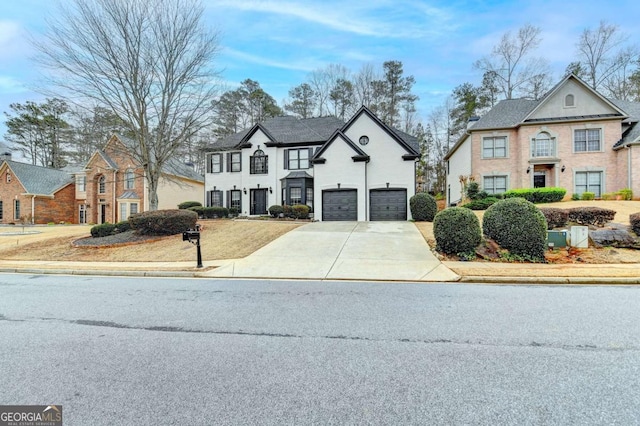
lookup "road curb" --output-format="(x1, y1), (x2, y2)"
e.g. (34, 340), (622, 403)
(460, 276), (640, 285)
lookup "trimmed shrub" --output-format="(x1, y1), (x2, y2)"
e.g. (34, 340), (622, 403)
(283, 205), (292, 218)
(571, 193), (581, 201)
(90, 222), (116, 238)
(178, 201), (203, 210)
(187, 206), (204, 217)
(291, 204), (310, 219)
(465, 182), (481, 200)
(268, 205), (284, 217)
(483, 198), (547, 261)
(581, 192), (595, 200)
(410, 192), (437, 222)
(114, 220), (132, 233)
(129, 209), (197, 235)
(567, 207), (615, 227)
(203, 206), (229, 219)
(434, 207), (482, 256)
(602, 192), (617, 201)
(630, 213), (640, 236)
(503, 187), (566, 203)
(461, 197), (499, 210)
(229, 207), (239, 217)
(618, 188), (633, 200)
(539, 207), (569, 229)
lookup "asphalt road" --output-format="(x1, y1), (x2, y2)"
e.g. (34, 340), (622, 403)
(0, 274), (639, 425)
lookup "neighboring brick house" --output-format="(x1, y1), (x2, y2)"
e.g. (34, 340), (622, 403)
(0, 158), (75, 224)
(445, 74), (640, 205)
(76, 135), (204, 224)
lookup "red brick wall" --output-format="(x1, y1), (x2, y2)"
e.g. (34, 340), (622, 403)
(0, 166), (29, 223)
(34, 184), (76, 224)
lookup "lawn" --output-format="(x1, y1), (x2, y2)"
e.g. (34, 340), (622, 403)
(0, 220), (302, 262)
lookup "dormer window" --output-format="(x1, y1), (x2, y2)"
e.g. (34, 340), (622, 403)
(565, 94), (575, 107)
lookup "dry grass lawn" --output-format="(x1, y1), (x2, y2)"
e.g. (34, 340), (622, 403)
(0, 220), (301, 262)
(415, 200), (640, 264)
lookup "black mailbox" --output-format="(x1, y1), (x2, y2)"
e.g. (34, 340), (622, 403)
(182, 230), (200, 241)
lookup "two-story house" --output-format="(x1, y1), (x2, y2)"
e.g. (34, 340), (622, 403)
(445, 74), (640, 205)
(204, 106), (420, 221)
(76, 135), (205, 224)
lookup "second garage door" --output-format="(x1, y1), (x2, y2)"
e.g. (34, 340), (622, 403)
(370, 189), (407, 221)
(322, 189), (357, 221)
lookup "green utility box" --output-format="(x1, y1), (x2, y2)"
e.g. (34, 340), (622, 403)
(546, 230), (568, 248)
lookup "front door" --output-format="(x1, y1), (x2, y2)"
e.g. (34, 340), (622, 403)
(534, 172), (545, 188)
(250, 189), (268, 215)
(99, 204), (107, 224)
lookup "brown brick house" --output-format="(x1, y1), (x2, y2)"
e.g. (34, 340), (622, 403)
(0, 159), (75, 224)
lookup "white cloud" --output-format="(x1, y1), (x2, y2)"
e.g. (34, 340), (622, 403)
(223, 47), (322, 72)
(0, 75), (27, 94)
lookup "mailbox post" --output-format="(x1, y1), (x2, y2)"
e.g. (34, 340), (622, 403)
(182, 224), (203, 268)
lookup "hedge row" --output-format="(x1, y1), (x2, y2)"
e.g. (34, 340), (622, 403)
(178, 201), (202, 210)
(90, 220), (132, 238)
(187, 206), (239, 218)
(461, 197), (499, 210)
(129, 209), (197, 235)
(503, 187), (566, 203)
(567, 207), (615, 227)
(539, 207), (569, 230)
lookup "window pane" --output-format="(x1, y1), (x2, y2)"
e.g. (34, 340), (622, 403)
(574, 130), (586, 152)
(290, 188), (302, 205)
(130, 203), (138, 215)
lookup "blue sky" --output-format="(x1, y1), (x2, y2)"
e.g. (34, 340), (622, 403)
(1, 0), (639, 138)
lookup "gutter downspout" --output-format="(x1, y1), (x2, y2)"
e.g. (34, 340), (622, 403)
(113, 170), (117, 223)
(31, 195), (35, 224)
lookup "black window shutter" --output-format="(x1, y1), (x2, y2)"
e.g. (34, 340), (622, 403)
(206, 154), (211, 173)
(226, 190), (230, 208)
(238, 152), (242, 171)
(226, 153), (231, 172)
(284, 150), (289, 170)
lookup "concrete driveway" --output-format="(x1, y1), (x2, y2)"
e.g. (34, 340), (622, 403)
(209, 222), (459, 282)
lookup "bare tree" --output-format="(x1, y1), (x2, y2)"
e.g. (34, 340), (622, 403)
(474, 24), (549, 99)
(575, 21), (637, 92)
(33, 0), (221, 210)
(353, 63), (379, 108)
(308, 64), (350, 116)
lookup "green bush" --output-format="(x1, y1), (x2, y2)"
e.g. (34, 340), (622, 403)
(410, 192), (437, 221)
(465, 182), (481, 200)
(539, 207), (568, 229)
(618, 188), (633, 200)
(291, 204), (310, 219)
(90, 222), (116, 238)
(571, 193), (581, 201)
(567, 207), (615, 227)
(461, 197), (499, 210)
(129, 209), (197, 236)
(229, 207), (239, 217)
(187, 206), (204, 217)
(630, 213), (640, 236)
(283, 205), (292, 218)
(178, 201), (203, 210)
(203, 206), (229, 219)
(268, 205), (284, 217)
(114, 220), (132, 233)
(483, 198), (547, 261)
(503, 187), (566, 203)
(433, 207), (482, 256)
(581, 192), (595, 200)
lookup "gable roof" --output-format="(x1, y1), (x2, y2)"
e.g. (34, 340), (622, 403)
(312, 129), (369, 164)
(611, 99), (640, 148)
(4, 160), (73, 196)
(469, 99), (540, 130)
(341, 105), (420, 156)
(211, 116), (346, 151)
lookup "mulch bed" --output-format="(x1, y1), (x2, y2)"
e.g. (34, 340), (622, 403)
(73, 230), (169, 248)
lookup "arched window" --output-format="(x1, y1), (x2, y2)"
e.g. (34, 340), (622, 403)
(98, 175), (106, 193)
(125, 169), (135, 189)
(565, 94), (575, 107)
(532, 132), (554, 157)
(250, 149), (268, 174)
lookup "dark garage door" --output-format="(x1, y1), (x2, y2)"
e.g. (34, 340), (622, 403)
(322, 189), (357, 221)
(370, 189), (407, 221)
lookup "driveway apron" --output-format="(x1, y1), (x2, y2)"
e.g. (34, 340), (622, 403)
(209, 222), (459, 282)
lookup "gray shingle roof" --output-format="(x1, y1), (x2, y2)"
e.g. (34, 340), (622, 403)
(470, 99), (540, 130)
(165, 158), (204, 182)
(611, 99), (640, 148)
(6, 160), (73, 195)
(211, 116), (346, 151)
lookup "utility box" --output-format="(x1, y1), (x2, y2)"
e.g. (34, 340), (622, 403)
(547, 230), (568, 248)
(570, 226), (589, 248)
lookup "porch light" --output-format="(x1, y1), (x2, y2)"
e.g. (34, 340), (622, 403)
(561, 165), (566, 172)
(269, 187), (273, 194)
(526, 166), (531, 174)
(243, 188), (247, 194)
